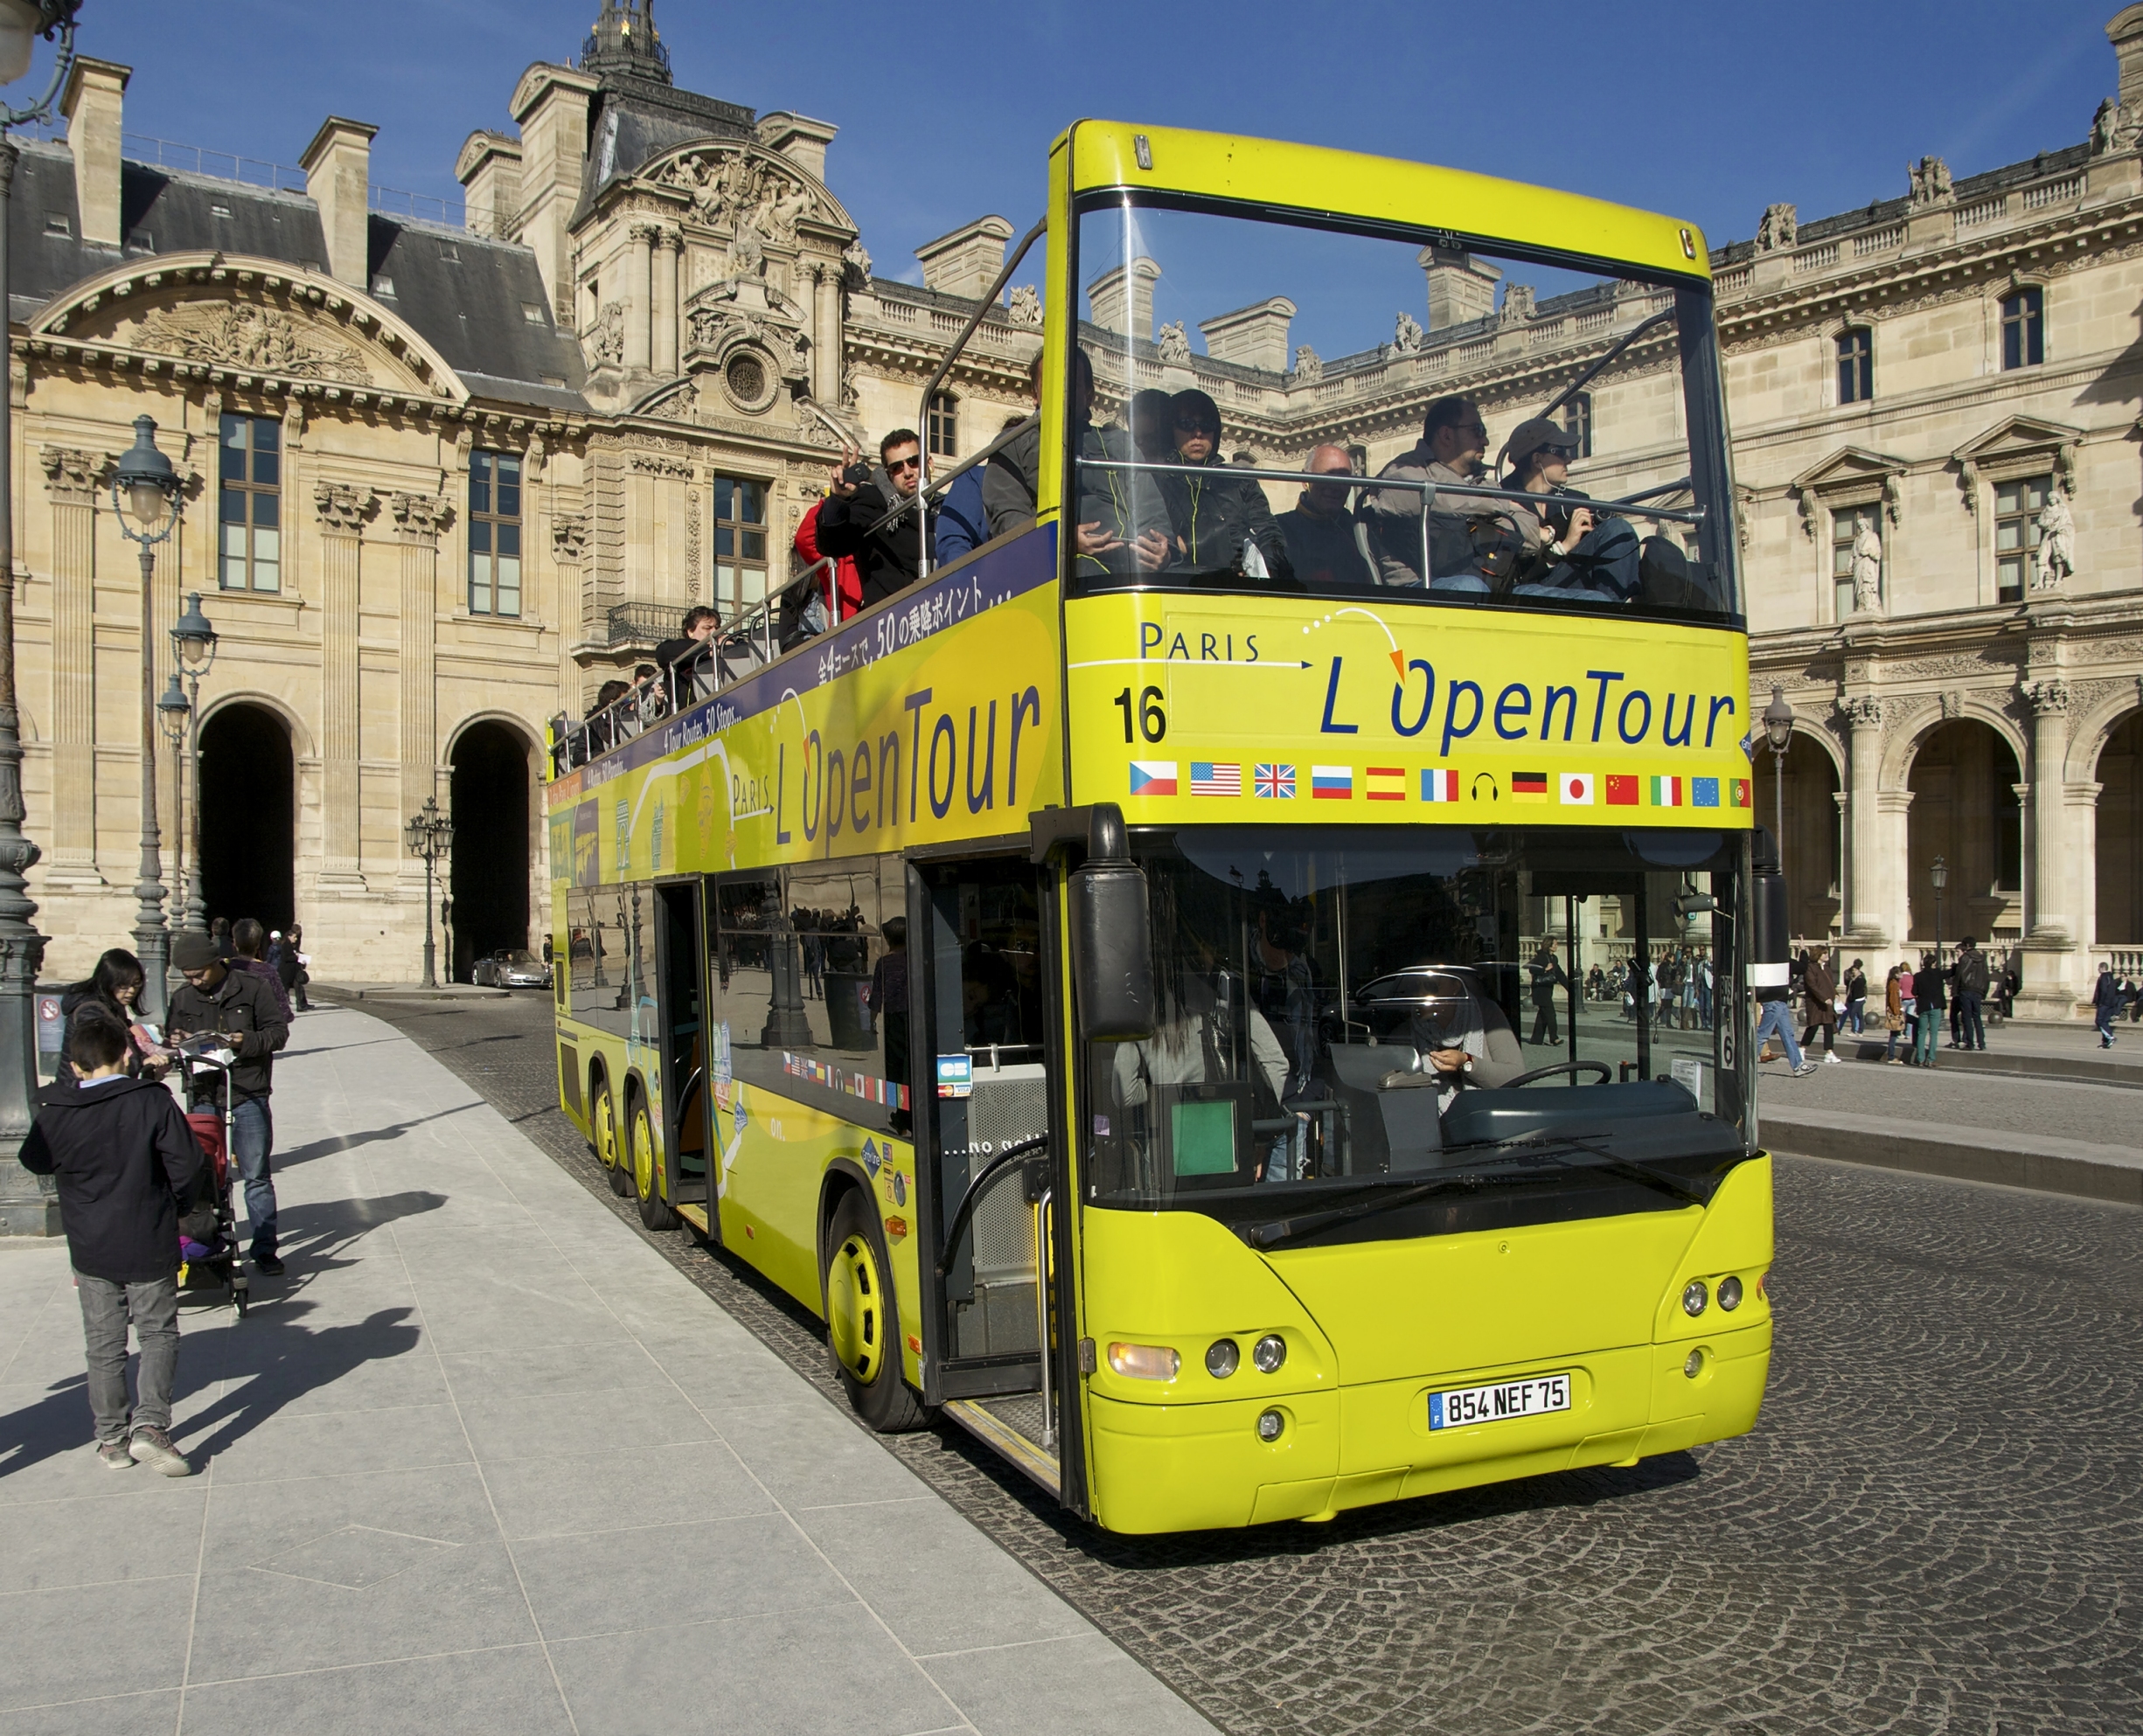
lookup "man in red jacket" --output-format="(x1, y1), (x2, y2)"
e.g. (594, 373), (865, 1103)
(19, 1009), (205, 1475)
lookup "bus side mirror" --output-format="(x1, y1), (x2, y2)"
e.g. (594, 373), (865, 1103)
(1068, 807), (1154, 1042)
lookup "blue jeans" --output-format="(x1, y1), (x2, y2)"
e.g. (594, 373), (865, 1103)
(76, 1272), (178, 1446)
(1955, 993), (1985, 1050)
(229, 1096), (277, 1260)
(1755, 998), (1804, 1068)
(1846, 998), (1866, 1034)
(1913, 1008), (1940, 1066)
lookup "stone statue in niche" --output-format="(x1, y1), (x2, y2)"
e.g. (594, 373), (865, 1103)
(585, 300), (624, 366)
(1850, 512), (1883, 615)
(1392, 309), (1423, 352)
(1156, 320), (1192, 365)
(2035, 486), (2075, 589)
(841, 240), (873, 290)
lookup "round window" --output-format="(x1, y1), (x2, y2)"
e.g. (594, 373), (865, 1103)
(725, 351), (769, 407)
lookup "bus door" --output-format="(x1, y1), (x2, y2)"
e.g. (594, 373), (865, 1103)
(915, 852), (1069, 1484)
(652, 880), (711, 1228)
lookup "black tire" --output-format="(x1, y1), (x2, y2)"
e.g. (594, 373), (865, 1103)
(593, 1078), (631, 1197)
(630, 1094), (678, 1232)
(822, 1189), (926, 1433)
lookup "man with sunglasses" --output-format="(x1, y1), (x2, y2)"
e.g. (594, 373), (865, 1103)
(818, 427), (938, 607)
(1360, 395), (1521, 591)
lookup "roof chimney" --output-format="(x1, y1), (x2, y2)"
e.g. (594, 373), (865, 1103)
(300, 116), (379, 289)
(2112, 5), (2143, 116)
(1086, 257), (1160, 341)
(60, 57), (129, 249)
(1419, 244), (1500, 330)
(914, 215), (1014, 302)
(1199, 297), (1297, 373)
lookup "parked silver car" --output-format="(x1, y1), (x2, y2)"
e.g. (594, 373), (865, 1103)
(472, 948), (553, 990)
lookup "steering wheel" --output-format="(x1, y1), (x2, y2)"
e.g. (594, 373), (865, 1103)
(1500, 1060), (1613, 1089)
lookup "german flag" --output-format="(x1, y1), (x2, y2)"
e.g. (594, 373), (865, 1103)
(1512, 772), (1548, 803)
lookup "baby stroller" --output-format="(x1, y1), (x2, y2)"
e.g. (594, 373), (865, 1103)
(174, 1042), (247, 1319)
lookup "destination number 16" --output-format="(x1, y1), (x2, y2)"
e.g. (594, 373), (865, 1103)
(1113, 685), (1167, 744)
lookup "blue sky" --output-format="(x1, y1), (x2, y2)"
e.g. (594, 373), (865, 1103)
(29, 0), (2129, 283)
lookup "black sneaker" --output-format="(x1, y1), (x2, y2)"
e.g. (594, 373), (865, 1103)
(253, 1253), (285, 1277)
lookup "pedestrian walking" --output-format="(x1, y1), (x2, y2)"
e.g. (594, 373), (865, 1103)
(1799, 947), (1840, 1062)
(1755, 969), (1817, 1076)
(229, 918), (293, 1026)
(1695, 950), (1714, 1029)
(1913, 950), (1946, 1068)
(1882, 963), (1907, 1063)
(1843, 958), (1868, 1035)
(1527, 943), (1567, 1046)
(2092, 962), (2123, 1047)
(285, 922), (312, 1012)
(17, 1009), (205, 1476)
(1952, 935), (1989, 1051)
(166, 930), (289, 1276)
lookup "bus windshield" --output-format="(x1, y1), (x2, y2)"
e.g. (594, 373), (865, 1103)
(1071, 197), (1736, 622)
(1086, 825), (1751, 1236)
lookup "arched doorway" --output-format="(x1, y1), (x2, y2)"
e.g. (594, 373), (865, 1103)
(449, 721), (533, 982)
(1750, 733), (1841, 941)
(198, 703), (296, 932)
(1906, 720), (2021, 946)
(2096, 711), (2143, 944)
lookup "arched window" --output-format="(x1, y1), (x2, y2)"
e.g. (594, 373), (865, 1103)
(927, 391), (959, 457)
(1836, 327), (1873, 403)
(2000, 288), (2044, 370)
(1562, 392), (1592, 458)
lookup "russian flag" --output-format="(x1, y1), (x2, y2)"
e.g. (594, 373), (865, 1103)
(1130, 760), (1178, 796)
(1312, 766), (1353, 800)
(1650, 775), (1682, 807)
(1422, 767), (1458, 802)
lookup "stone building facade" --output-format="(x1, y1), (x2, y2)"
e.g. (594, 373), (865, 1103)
(13, 0), (2143, 1010)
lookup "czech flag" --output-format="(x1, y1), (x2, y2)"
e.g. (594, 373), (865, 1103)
(1512, 772), (1548, 803)
(1367, 766), (1407, 802)
(1312, 766), (1353, 800)
(1606, 774), (1639, 806)
(1130, 760), (1178, 796)
(1692, 776), (1721, 808)
(1650, 775), (1683, 807)
(1560, 773), (1596, 806)
(1422, 767), (1458, 802)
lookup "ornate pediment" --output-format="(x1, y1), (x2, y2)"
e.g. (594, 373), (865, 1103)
(1953, 414), (2080, 499)
(1790, 445), (1908, 536)
(645, 142), (853, 247)
(26, 254), (467, 404)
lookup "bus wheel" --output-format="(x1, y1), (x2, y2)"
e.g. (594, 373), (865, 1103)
(631, 1096), (678, 1232)
(822, 1191), (924, 1434)
(592, 1080), (630, 1197)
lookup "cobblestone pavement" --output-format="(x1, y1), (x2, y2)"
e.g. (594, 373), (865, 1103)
(1764, 1052), (2141, 1144)
(329, 993), (2143, 1736)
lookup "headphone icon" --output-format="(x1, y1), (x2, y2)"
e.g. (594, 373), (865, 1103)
(1471, 773), (1499, 802)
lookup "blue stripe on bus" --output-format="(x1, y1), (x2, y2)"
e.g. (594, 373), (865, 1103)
(574, 523), (1060, 792)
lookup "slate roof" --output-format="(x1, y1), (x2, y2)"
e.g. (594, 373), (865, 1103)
(7, 139), (588, 410)
(573, 73), (755, 225)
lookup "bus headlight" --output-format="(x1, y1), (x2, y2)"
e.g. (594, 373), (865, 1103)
(1205, 1339), (1240, 1378)
(1681, 1279), (1708, 1317)
(1256, 1408), (1285, 1442)
(1717, 1275), (1744, 1312)
(1252, 1334), (1287, 1373)
(1107, 1342), (1179, 1381)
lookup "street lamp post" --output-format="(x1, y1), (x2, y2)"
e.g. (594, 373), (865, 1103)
(403, 796), (452, 990)
(1761, 684), (1796, 862)
(0, 1), (81, 1235)
(169, 592), (217, 933)
(111, 415), (184, 1022)
(1931, 855), (1948, 966)
(157, 672), (188, 934)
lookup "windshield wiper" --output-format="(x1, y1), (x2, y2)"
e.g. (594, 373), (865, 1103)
(1243, 1177), (1471, 1251)
(1492, 1133), (1707, 1206)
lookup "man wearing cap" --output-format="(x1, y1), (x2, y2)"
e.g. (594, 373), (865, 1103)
(1277, 445), (1375, 589)
(1499, 417), (1641, 601)
(166, 930), (289, 1275)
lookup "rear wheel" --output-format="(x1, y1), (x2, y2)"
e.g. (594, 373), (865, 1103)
(823, 1190), (924, 1433)
(592, 1079), (630, 1197)
(631, 1096), (678, 1231)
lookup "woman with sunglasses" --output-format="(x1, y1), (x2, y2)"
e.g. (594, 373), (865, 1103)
(1156, 389), (1293, 585)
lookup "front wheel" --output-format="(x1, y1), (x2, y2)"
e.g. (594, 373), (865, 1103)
(631, 1097), (678, 1232)
(592, 1079), (630, 1197)
(823, 1191), (925, 1433)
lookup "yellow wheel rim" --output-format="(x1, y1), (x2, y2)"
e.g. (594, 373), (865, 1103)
(826, 1232), (885, 1385)
(633, 1104), (657, 1203)
(594, 1088), (618, 1172)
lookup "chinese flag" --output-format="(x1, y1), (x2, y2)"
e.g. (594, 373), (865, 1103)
(1605, 774), (1639, 806)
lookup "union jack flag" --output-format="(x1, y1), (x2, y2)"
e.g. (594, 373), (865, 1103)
(1254, 762), (1296, 799)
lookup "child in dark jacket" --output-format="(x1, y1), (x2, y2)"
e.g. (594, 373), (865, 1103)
(18, 1009), (205, 1475)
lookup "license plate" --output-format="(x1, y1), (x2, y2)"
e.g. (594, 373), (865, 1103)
(1429, 1373), (1571, 1431)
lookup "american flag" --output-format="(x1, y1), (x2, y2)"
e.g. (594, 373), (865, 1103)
(1253, 763), (1296, 799)
(1190, 761), (1242, 797)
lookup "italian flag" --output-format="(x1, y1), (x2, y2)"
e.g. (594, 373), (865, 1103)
(1650, 775), (1683, 808)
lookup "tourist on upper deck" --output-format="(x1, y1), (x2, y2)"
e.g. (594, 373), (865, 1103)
(1277, 445), (1374, 589)
(936, 413), (1026, 567)
(1497, 417), (1641, 602)
(818, 428), (939, 608)
(1130, 388), (1175, 464)
(1359, 396), (1520, 592)
(1157, 389), (1292, 583)
(984, 350), (1168, 577)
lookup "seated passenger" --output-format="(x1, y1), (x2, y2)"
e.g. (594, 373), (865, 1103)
(985, 350), (1168, 577)
(1497, 417), (1641, 603)
(652, 605), (720, 703)
(1158, 389), (1293, 583)
(1276, 445), (1374, 589)
(582, 678), (629, 754)
(1358, 396), (1521, 594)
(1130, 387), (1175, 463)
(935, 413), (1026, 566)
(817, 429), (937, 608)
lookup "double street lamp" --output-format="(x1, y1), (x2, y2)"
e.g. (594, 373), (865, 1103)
(0, 0), (82, 1235)
(1931, 854), (1948, 966)
(112, 414), (184, 1021)
(1761, 684), (1796, 857)
(404, 796), (452, 990)
(167, 593), (217, 933)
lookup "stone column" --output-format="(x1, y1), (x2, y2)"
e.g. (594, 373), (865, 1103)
(38, 448), (107, 887)
(624, 222), (654, 374)
(314, 482), (372, 891)
(390, 492), (451, 826)
(2070, 779), (2103, 956)
(2018, 678), (2078, 1015)
(1840, 696), (1889, 946)
(1875, 790), (1915, 948)
(653, 226), (681, 377)
(811, 261), (839, 404)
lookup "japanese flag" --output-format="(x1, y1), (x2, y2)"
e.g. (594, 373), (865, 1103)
(1561, 773), (1596, 805)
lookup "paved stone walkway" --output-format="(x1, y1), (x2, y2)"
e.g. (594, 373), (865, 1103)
(0, 1006), (1214, 1736)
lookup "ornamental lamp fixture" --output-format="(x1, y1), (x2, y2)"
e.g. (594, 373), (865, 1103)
(156, 670), (189, 744)
(171, 590), (219, 676)
(1931, 855), (1948, 892)
(1761, 685), (1796, 753)
(113, 413), (181, 536)
(0, 0), (67, 87)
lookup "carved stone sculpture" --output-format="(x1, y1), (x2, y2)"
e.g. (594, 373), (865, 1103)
(39, 447), (108, 503)
(553, 515), (588, 561)
(1842, 694), (1884, 731)
(2034, 486), (2074, 589)
(1908, 156), (1953, 206)
(1392, 309), (1424, 353)
(140, 302), (368, 385)
(1499, 284), (1535, 325)
(1292, 344), (1322, 382)
(1156, 320), (1192, 365)
(842, 240), (873, 290)
(313, 482), (373, 533)
(388, 491), (452, 545)
(1005, 284), (1042, 327)
(2091, 96), (2132, 156)
(584, 300), (625, 367)
(1755, 203), (1798, 253)
(1850, 513), (1883, 615)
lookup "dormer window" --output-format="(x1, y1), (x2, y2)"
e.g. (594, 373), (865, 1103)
(43, 212), (68, 237)
(372, 276), (396, 298)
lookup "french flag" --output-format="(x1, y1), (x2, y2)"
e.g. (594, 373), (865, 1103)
(1422, 767), (1458, 802)
(1312, 766), (1353, 800)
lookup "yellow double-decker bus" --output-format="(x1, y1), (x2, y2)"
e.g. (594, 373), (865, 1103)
(546, 122), (1777, 1533)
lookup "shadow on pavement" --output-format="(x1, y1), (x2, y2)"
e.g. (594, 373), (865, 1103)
(176, 1300), (425, 1463)
(276, 1108), (481, 1169)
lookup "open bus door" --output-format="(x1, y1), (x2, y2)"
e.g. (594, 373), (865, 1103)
(913, 850), (1083, 1506)
(649, 880), (712, 1235)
